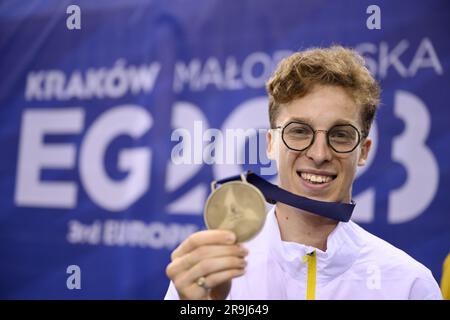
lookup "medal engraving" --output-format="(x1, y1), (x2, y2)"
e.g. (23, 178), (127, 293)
(204, 180), (267, 242)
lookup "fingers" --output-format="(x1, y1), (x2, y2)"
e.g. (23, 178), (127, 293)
(167, 244), (247, 277)
(171, 230), (237, 261)
(181, 268), (245, 300)
(175, 255), (247, 289)
(165, 229), (248, 300)
(204, 268), (245, 290)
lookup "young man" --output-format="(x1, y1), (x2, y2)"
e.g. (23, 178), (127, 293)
(164, 46), (442, 300)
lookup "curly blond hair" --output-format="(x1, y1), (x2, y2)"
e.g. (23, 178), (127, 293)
(266, 46), (380, 137)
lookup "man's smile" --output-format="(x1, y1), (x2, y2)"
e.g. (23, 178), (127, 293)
(296, 169), (337, 191)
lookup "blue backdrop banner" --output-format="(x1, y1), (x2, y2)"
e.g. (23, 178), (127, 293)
(0, 0), (449, 299)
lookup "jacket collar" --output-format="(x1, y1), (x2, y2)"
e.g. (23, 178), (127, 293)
(261, 206), (365, 281)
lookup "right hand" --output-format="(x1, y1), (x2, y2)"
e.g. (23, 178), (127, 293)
(165, 229), (248, 300)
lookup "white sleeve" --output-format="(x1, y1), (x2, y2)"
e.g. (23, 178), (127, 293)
(409, 270), (443, 300)
(163, 281), (180, 300)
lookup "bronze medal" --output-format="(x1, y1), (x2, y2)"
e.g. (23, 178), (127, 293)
(204, 174), (267, 243)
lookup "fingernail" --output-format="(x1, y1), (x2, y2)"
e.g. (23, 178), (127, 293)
(226, 232), (236, 244)
(240, 246), (248, 255)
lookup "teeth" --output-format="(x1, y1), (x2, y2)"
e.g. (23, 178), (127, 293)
(300, 172), (334, 184)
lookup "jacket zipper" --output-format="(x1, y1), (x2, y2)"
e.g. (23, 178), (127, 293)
(303, 251), (317, 300)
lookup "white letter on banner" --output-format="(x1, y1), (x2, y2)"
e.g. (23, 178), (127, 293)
(166, 102), (208, 214)
(388, 91), (439, 223)
(79, 106), (152, 211)
(15, 108), (84, 208)
(409, 38), (443, 76)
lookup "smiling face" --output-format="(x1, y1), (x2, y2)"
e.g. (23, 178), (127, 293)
(267, 84), (372, 203)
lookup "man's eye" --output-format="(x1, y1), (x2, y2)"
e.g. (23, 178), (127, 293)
(330, 130), (355, 140)
(332, 131), (349, 138)
(292, 128), (308, 134)
(288, 126), (311, 135)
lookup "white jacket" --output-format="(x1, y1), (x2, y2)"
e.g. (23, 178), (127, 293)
(165, 207), (442, 300)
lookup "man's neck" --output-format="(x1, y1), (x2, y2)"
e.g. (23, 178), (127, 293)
(275, 202), (339, 252)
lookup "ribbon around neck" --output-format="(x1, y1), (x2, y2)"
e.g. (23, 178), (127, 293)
(216, 171), (355, 222)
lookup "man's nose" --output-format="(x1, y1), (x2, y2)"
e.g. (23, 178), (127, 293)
(305, 131), (333, 165)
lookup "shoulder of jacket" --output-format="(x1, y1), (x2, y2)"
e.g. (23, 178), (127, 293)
(348, 220), (433, 278)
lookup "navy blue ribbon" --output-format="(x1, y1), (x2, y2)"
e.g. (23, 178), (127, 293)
(216, 171), (355, 222)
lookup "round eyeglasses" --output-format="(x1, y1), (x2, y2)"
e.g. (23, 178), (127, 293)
(275, 121), (362, 153)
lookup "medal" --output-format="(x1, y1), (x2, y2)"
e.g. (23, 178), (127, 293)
(204, 173), (267, 243)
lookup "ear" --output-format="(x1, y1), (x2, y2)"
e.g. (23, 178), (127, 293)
(266, 129), (277, 160)
(358, 137), (372, 166)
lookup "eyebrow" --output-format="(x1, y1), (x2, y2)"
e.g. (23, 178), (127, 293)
(284, 117), (358, 127)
